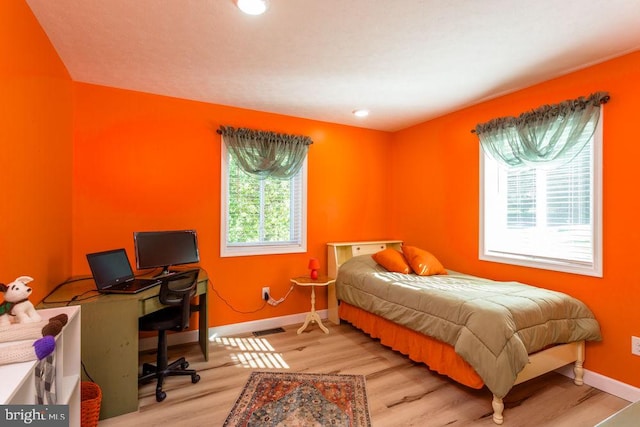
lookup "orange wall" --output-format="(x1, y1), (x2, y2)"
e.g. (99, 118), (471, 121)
(7, 0), (640, 390)
(72, 83), (393, 325)
(389, 51), (640, 388)
(0, 1), (73, 302)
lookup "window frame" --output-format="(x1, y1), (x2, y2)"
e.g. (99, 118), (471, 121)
(479, 114), (603, 277)
(220, 142), (307, 258)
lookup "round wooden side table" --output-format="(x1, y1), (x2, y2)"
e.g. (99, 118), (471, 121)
(290, 275), (335, 334)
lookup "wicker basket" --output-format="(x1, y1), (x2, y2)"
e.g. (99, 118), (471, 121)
(80, 381), (102, 427)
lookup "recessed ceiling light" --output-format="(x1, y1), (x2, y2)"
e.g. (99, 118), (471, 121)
(352, 109), (369, 118)
(236, 0), (268, 15)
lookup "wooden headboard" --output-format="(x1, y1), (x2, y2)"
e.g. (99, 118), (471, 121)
(325, 240), (402, 324)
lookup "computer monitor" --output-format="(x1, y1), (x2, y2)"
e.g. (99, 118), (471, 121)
(133, 230), (200, 276)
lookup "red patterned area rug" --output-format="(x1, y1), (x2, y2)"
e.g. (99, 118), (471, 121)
(224, 371), (372, 427)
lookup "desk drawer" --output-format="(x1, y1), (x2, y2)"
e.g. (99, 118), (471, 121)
(139, 280), (208, 317)
(140, 295), (164, 316)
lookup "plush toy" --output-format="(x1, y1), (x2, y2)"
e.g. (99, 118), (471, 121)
(0, 276), (42, 326)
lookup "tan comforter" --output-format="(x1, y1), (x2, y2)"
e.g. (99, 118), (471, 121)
(336, 255), (602, 398)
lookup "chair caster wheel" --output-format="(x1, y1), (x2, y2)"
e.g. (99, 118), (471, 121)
(156, 390), (166, 402)
(182, 361), (189, 369)
(192, 374), (200, 383)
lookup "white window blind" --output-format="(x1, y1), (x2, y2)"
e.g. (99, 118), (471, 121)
(480, 113), (602, 276)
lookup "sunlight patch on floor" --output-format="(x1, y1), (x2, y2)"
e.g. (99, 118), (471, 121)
(212, 336), (290, 369)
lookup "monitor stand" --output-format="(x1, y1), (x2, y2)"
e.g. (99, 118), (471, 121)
(152, 266), (175, 278)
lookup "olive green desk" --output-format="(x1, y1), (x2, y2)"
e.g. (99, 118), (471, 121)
(38, 270), (209, 420)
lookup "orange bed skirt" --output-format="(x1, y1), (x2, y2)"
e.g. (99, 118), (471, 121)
(339, 302), (484, 389)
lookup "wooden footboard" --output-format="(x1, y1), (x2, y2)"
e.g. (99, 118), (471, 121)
(491, 341), (585, 424)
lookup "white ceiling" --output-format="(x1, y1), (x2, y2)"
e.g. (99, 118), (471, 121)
(26, 0), (640, 132)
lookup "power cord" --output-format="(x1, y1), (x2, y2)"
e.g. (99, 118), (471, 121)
(209, 282), (295, 313)
(64, 290), (101, 306)
(210, 284), (268, 314)
(81, 360), (96, 383)
(266, 284), (295, 306)
(41, 276), (95, 305)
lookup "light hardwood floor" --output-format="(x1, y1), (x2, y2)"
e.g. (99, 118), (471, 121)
(99, 322), (629, 427)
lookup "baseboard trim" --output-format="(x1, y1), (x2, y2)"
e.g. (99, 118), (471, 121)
(140, 312), (640, 404)
(555, 365), (640, 403)
(209, 310), (326, 338)
(139, 310), (327, 352)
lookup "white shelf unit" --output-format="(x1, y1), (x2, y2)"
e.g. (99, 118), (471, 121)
(0, 306), (81, 427)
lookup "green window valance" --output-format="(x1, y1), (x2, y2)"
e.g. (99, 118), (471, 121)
(474, 91), (609, 169)
(218, 126), (313, 180)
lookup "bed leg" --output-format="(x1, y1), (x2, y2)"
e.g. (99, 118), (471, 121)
(573, 341), (585, 385)
(492, 395), (504, 425)
(327, 282), (340, 325)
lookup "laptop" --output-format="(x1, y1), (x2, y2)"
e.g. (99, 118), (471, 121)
(86, 248), (161, 294)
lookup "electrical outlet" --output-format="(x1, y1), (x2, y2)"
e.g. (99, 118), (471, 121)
(632, 336), (640, 356)
(262, 287), (270, 301)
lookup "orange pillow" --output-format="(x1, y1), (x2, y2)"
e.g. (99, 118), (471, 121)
(372, 249), (412, 274)
(401, 245), (447, 276)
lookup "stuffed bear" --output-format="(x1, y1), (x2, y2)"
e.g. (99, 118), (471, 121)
(0, 276), (42, 326)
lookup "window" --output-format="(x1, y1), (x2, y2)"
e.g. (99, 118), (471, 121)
(221, 142), (307, 257)
(480, 114), (602, 276)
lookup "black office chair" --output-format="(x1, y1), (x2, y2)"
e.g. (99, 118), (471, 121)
(138, 269), (201, 402)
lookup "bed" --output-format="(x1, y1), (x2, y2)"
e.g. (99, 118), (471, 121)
(326, 241), (602, 424)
